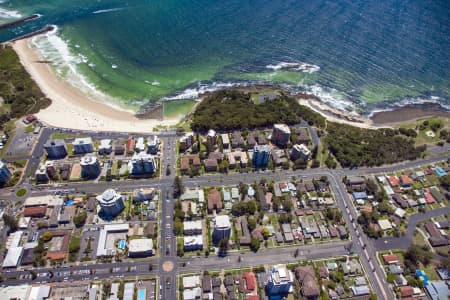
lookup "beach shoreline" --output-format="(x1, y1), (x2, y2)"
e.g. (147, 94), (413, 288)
(9, 37), (449, 133)
(11, 38), (180, 133)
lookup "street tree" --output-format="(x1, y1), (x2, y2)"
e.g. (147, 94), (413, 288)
(173, 176), (183, 198)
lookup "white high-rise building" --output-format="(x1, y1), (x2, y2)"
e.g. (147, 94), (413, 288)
(96, 189), (125, 218)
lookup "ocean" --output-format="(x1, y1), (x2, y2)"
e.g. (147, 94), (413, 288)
(0, 0), (449, 115)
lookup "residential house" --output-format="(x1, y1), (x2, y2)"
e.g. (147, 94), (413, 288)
(295, 266), (320, 299)
(204, 159), (218, 172)
(293, 128), (310, 145)
(399, 175), (413, 188)
(221, 134), (230, 149)
(382, 254), (399, 264)
(179, 133), (194, 152)
(239, 216), (251, 246)
(207, 188), (222, 213)
(425, 222), (448, 247)
(180, 154), (201, 173)
(231, 132), (245, 149)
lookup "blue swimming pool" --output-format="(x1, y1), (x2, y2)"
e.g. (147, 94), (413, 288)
(117, 239), (126, 250)
(137, 289), (146, 300)
(64, 199), (73, 206)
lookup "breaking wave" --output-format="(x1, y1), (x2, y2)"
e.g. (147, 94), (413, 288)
(29, 26), (136, 114)
(266, 62), (320, 74)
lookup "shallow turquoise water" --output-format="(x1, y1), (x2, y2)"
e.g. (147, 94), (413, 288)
(0, 0), (449, 113)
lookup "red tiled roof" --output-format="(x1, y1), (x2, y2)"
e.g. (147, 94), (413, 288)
(424, 188), (435, 204)
(207, 188), (222, 211)
(24, 206), (47, 217)
(400, 175), (413, 185)
(388, 176), (400, 187)
(382, 254), (398, 264)
(243, 272), (256, 292)
(399, 286), (414, 297)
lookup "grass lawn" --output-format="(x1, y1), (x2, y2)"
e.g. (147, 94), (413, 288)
(16, 188), (27, 197)
(421, 264), (440, 281)
(412, 230), (429, 249)
(12, 159), (27, 168)
(50, 132), (78, 139)
(24, 125), (34, 133)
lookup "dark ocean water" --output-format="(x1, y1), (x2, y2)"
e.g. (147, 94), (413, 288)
(0, 0), (449, 113)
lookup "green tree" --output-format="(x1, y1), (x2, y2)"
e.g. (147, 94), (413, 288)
(173, 176), (183, 198)
(218, 238), (229, 257)
(439, 174), (450, 191)
(2, 214), (18, 232)
(231, 202), (247, 216)
(73, 211), (87, 227)
(42, 231), (52, 242)
(246, 200), (257, 215)
(250, 237), (260, 252)
(248, 217), (257, 232)
(261, 227), (270, 240)
(174, 219), (183, 236)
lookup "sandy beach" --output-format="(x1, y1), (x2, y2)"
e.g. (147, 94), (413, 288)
(11, 38), (179, 133)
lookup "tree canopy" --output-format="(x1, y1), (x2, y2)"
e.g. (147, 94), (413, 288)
(191, 90), (325, 132)
(325, 123), (426, 167)
(0, 45), (51, 130)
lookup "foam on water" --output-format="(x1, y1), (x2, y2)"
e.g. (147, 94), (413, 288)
(93, 7), (126, 15)
(30, 27), (136, 114)
(266, 62), (320, 74)
(163, 82), (246, 100)
(0, 7), (22, 19)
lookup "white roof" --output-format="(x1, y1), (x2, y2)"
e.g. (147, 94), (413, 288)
(208, 129), (216, 137)
(99, 139), (112, 149)
(184, 220), (202, 231)
(80, 155), (98, 165)
(184, 235), (203, 247)
(383, 185), (394, 196)
(378, 219), (392, 230)
(135, 137), (145, 150)
(274, 124), (291, 133)
(123, 283), (134, 300)
(109, 283), (119, 300)
(183, 287), (202, 300)
(215, 215), (231, 229)
(128, 238), (153, 253)
(10, 230), (24, 247)
(183, 275), (201, 288)
(293, 143), (310, 154)
(28, 285), (50, 300)
(221, 134), (230, 144)
(2, 246), (23, 267)
(24, 195), (63, 207)
(248, 186), (255, 196)
(73, 137), (92, 144)
(97, 224), (129, 257)
(395, 208), (406, 218)
(0, 284), (31, 300)
(198, 189), (205, 202)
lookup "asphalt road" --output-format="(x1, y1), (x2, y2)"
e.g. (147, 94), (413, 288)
(373, 206), (450, 251)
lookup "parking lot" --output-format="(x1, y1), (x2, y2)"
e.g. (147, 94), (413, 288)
(79, 229), (100, 261)
(6, 124), (36, 156)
